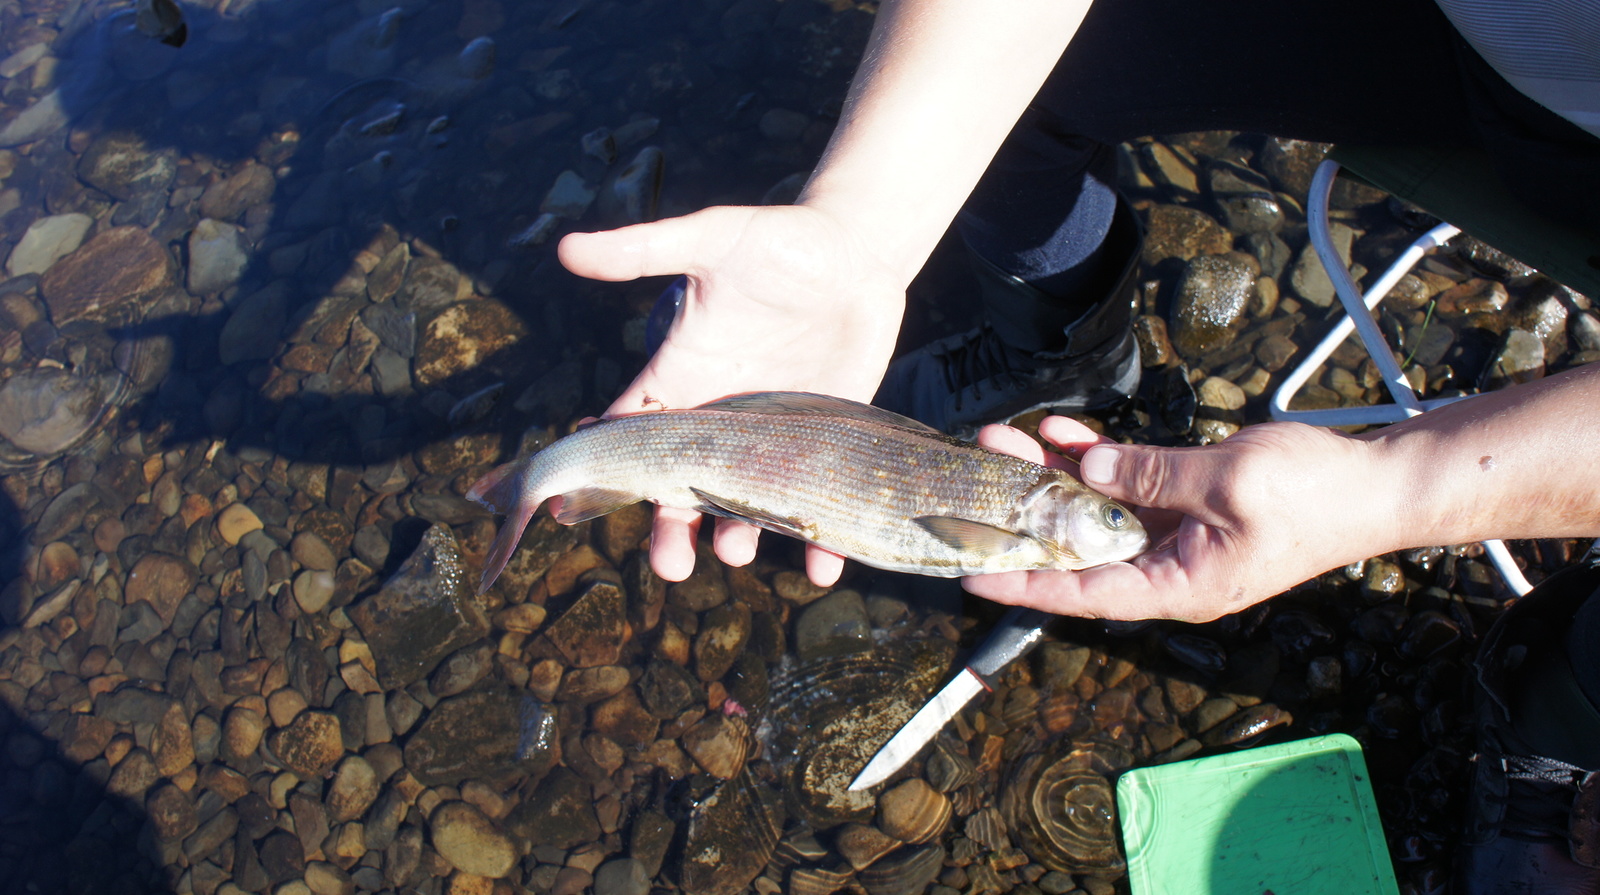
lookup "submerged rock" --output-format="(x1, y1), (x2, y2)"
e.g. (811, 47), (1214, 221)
(403, 687), (559, 786)
(348, 524), (491, 688)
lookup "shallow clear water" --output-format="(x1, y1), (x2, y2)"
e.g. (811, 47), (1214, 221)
(0, 1), (1591, 894)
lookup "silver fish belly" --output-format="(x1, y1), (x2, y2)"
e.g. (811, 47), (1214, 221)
(468, 393), (1147, 591)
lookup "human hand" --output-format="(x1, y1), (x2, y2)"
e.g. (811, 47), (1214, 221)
(962, 416), (1396, 622)
(558, 203), (909, 584)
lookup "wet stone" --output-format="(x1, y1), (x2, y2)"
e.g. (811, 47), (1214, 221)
(1171, 252), (1257, 357)
(147, 782), (198, 841)
(39, 226), (171, 325)
(7, 212), (92, 277)
(267, 710), (344, 778)
(0, 367), (118, 456)
(681, 713), (749, 780)
(1142, 204), (1233, 265)
(1486, 328), (1546, 387)
(31, 480), (96, 544)
(429, 640), (494, 697)
(404, 687), (559, 786)
(508, 767), (599, 849)
(695, 601), (752, 683)
(414, 299), (529, 387)
(543, 579), (630, 668)
(795, 589), (873, 662)
(187, 218), (248, 295)
(1288, 223), (1354, 307)
(433, 800), (518, 878)
(349, 524), (490, 688)
(77, 132), (177, 201)
(668, 564), (728, 611)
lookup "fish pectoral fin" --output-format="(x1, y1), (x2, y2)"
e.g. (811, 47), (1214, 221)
(555, 488), (643, 524)
(690, 488), (808, 538)
(913, 516), (1037, 559)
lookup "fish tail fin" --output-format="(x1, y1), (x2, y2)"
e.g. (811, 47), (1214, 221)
(468, 459), (543, 594)
(466, 459), (524, 513)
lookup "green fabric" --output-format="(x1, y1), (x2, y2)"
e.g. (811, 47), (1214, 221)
(1331, 143), (1600, 298)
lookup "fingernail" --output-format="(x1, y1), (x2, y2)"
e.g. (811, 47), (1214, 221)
(1081, 446), (1118, 485)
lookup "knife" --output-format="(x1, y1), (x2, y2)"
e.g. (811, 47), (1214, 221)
(849, 606), (1055, 791)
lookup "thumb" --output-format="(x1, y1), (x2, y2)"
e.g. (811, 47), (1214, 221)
(1079, 443), (1204, 512)
(557, 207), (724, 282)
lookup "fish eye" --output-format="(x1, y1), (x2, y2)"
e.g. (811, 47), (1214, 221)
(1101, 504), (1126, 529)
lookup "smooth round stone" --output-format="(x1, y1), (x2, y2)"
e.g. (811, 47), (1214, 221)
(1196, 376), (1246, 411)
(593, 858), (650, 895)
(0, 367), (116, 456)
(293, 570), (336, 614)
(327, 755), (381, 822)
(459, 36), (495, 79)
(877, 778), (950, 845)
(431, 801), (518, 878)
(146, 782), (198, 840)
(291, 532), (337, 571)
(77, 131), (177, 200)
(266, 711), (344, 778)
(199, 162), (276, 222)
(223, 706), (265, 762)
(187, 219), (248, 295)
(1171, 252), (1258, 357)
(7, 213), (92, 276)
(216, 502), (263, 545)
(304, 862), (355, 895)
(794, 589), (871, 661)
(218, 282), (289, 365)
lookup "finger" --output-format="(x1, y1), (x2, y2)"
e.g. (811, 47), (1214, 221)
(557, 209), (718, 282)
(964, 551), (1200, 621)
(1079, 441), (1213, 514)
(805, 545), (846, 587)
(1037, 415), (1115, 461)
(976, 424), (1047, 464)
(713, 518), (760, 567)
(648, 506), (702, 581)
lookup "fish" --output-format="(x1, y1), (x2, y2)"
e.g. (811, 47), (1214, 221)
(466, 392), (1147, 592)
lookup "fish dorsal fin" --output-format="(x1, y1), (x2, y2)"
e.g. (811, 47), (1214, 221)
(690, 488), (809, 539)
(555, 487), (643, 524)
(913, 516), (1065, 562)
(698, 391), (944, 435)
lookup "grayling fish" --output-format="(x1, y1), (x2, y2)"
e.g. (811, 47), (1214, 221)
(467, 392), (1147, 592)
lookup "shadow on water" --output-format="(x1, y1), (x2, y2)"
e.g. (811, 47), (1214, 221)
(0, 0), (879, 890)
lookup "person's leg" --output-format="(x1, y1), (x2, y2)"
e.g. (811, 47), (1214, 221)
(879, 0), (1480, 434)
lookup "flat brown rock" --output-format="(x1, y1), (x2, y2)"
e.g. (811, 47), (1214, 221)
(125, 553), (198, 624)
(39, 226), (171, 325)
(267, 710), (344, 778)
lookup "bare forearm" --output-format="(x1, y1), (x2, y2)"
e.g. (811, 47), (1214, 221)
(1367, 364), (1600, 549)
(799, 0), (1094, 282)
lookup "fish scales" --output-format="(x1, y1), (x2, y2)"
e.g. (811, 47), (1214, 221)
(468, 392), (1147, 589)
(549, 413), (1040, 564)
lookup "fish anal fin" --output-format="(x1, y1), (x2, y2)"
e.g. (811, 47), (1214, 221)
(913, 516), (1051, 560)
(690, 488), (808, 538)
(555, 487), (643, 524)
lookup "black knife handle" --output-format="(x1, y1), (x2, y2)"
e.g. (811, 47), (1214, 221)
(968, 607), (1055, 683)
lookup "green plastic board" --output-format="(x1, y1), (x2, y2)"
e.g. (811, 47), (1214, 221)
(1117, 733), (1399, 895)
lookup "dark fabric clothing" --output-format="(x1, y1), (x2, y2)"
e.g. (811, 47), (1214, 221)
(957, 0), (1600, 314)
